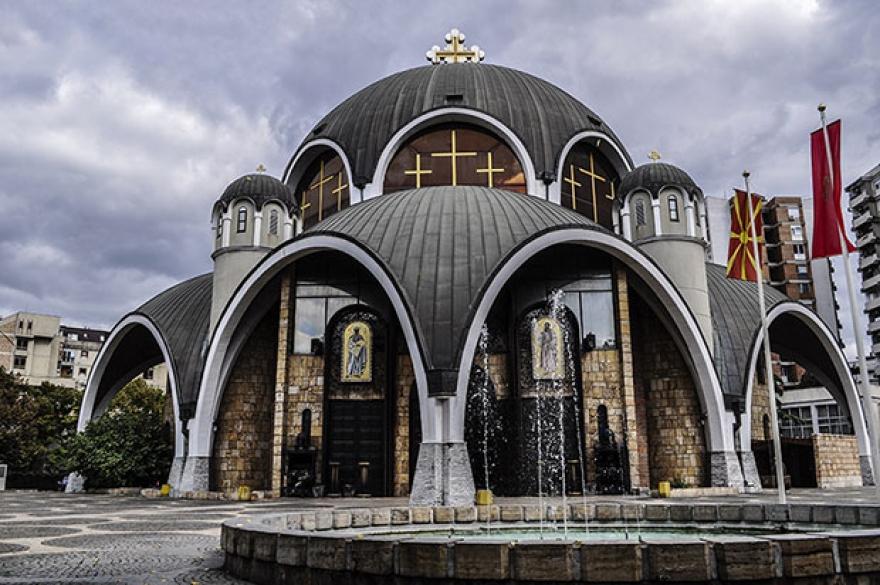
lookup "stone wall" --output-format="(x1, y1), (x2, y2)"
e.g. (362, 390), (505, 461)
(581, 348), (623, 485)
(211, 311), (278, 493)
(813, 433), (862, 488)
(285, 354), (325, 483)
(631, 297), (706, 488)
(393, 355), (414, 496)
(750, 376), (771, 442)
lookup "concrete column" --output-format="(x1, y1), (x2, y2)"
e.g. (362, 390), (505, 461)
(221, 212), (231, 248)
(614, 265), (642, 489)
(253, 211), (263, 247)
(860, 455), (876, 486)
(621, 209), (632, 241)
(283, 218), (293, 240)
(409, 441), (475, 507)
(685, 200), (696, 237)
(271, 272), (292, 497)
(167, 456), (186, 490)
(738, 449), (763, 492)
(651, 198), (663, 236)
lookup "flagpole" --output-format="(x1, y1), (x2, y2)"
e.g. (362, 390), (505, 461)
(743, 170), (787, 504)
(818, 103), (880, 492)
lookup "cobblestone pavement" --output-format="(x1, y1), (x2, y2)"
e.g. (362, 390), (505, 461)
(2, 488), (879, 584)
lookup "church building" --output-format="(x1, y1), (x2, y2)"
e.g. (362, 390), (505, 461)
(77, 31), (873, 505)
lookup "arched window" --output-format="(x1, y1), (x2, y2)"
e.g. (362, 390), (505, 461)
(237, 206), (247, 232)
(560, 142), (620, 229)
(383, 124), (526, 194)
(296, 152), (350, 230)
(635, 200), (646, 226)
(668, 195), (680, 222)
(216, 214), (223, 238)
(269, 209), (279, 235)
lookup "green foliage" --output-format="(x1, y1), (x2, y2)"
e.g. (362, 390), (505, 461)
(0, 367), (81, 489)
(65, 378), (173, 489)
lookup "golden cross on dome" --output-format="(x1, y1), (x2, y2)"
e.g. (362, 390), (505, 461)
(255, 163), (267, 173)
(404, 154), (432, 188)
(563, 164), (582, 210)
(300, 190), (311, 215)
(426, 29), (485, 64)
(648, 150), (662, 162)
(476, 152), (504, 188)
(431, 130), (476, 186)
(578, 153), (606, 222)
(332, 173), (348, 210)
(309, 160), (333, 221)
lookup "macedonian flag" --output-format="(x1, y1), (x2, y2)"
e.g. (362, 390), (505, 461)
(726, 189), (764, 282)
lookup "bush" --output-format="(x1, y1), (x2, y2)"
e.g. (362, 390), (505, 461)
(65, 379), (173, 489)
(0, 367), (81, 489)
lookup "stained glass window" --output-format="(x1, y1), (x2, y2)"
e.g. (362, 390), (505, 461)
(269, 209), (279, 235)
(237, 207), (247, 232)
(296, 152), (350, 230)
(668, 195), (680, 222)
(384, 125), (526, 194)
(560, 143), (619, 229)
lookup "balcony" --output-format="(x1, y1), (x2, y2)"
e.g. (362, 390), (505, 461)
(867, 296), (880, 312)
(858, 231), (878, 248)
(850, 191), (870, 210)
(853, 209), (874, 230)
(860, 253), (880, 271)
(862, 273), (880, 292)
(869, 320), (880, 334)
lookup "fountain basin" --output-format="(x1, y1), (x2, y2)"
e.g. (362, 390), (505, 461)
(222, 501), (880, 584)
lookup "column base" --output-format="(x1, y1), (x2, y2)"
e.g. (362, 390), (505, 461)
(178, 456), (210, 492)
(410, 442), (475, 507)
(709, 450), (744, 489)
(738, 450), (763, 493)
(860, 455), (876, 487)
(167, 456), (186, 491)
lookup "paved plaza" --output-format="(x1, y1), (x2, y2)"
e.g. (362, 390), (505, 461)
(2, 489), (880, 584)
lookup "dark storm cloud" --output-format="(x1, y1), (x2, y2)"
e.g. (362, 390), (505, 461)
(0, 1), (878, 358)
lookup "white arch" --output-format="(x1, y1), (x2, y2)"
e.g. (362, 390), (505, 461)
(282, 138), (359, 204)
(450, 227), (733, 454)
(366, 107), (540, 198)
(189, 235), (434, 458)
(739, 302), (871, 458)
(78, 314), (185, 458)
(550, 130), (634, 206)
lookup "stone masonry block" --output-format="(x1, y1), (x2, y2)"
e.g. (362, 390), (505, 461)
(836, 505), (859, 525)
(453, 540), (511, 580)
(596, 503), (621, 521)
(433, 506), (455, 524)
(834, 531), (880, 573)
(499, 504), (523, 522)
(761, 535), (835, 578)
(349, 535), (397, 575)
(858, 506), (880, 526)
(276, 533), (308, 567)
(252, 530), (277, 562)
(390, 507), (410, 525)
(645, 504), (669, 522)
(476, 505), (500, 522)
(766, 504), (789, 522)
(332, 511), (352, 529)
(350, 508), (371, 528)
(707, 536), (777, 581)
(812, 505), (834, 524)
(454, 506), (477, 523)
(581, 541), (642, 583)
(314, 511), (332, 531)
(668, 504), (693, 522)
(307, 535), (349, 571)
(692, 504), (717, 523)
(410, 507), (432, 524)
(397, 539), (451, 579)
(646, 540), (712, 582)
(789, 504), (813, 523)
(370, 508), (390, 526)
(741, 504), (764, 523)
(513, 541), (577, 581)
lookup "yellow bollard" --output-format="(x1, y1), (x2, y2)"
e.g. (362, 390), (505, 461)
(160, 484), (171, 497)
(475, 489), (494, 506)
(237, 485), (251, 501)
(658, 481), (671, 498)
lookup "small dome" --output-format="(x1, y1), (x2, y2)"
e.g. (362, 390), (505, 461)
(216, 174), (296, 211)
(619, 162), (702, 199)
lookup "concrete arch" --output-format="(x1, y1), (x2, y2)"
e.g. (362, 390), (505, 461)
(283, 138), (358, 204)
(451, 228), (733, 460)
(188, 235), (434, 468)
(366, 108), (540, 198)
(77, 314), (185, 464)
(740, 302), (872, 463)
(550, 130), (634, 206)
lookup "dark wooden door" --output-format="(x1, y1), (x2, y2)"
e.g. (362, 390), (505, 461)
(325, 399), (386, 495)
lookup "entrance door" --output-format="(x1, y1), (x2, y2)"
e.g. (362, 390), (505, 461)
(323, 307), (389, 495)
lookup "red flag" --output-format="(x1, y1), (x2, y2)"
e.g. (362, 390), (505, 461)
(726, 189), (764, 282)
(810, 119), (855, 258)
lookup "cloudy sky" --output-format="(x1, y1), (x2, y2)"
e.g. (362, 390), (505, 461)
(1, 0), (878, 355)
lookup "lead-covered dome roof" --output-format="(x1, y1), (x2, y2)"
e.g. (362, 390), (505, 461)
(216, 174), (296, 211)
(619, 162), (702, 199)
(293, 64), (632, 185)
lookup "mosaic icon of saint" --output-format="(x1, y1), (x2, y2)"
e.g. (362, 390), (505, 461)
(540, 322), (557, 373)
(346, 326), (367, 378)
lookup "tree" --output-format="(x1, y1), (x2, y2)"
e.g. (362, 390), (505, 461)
(0, 367), (81, 489)
(65, 378), (173, 488)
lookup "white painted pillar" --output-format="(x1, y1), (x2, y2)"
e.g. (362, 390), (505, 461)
(651, 198), (663, 236)
(221, 211), (231, 248)
(253, 211), (263, 247)
(283, 217), (293, 240)
(685, 200), (696, 237)
(621, 209), (633, 241)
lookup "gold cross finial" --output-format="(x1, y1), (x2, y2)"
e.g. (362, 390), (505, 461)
(648, 150), (662, 162)
(426, 29), (485, 64)
(255, 163), (266, 173)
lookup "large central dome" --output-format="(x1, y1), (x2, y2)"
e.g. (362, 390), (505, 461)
(292, 64), (631, 185)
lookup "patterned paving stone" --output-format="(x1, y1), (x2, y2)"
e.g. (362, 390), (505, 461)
(81, 520), (218, 532)
(0, 518), (111, 526)
(43, 532), (218, 552)
(0, 526), (79, 539)
(0, 542), (28, 554)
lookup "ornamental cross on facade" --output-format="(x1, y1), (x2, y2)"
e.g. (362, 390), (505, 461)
(426, 29), (485, 64)
(648, 150), (662, 162)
